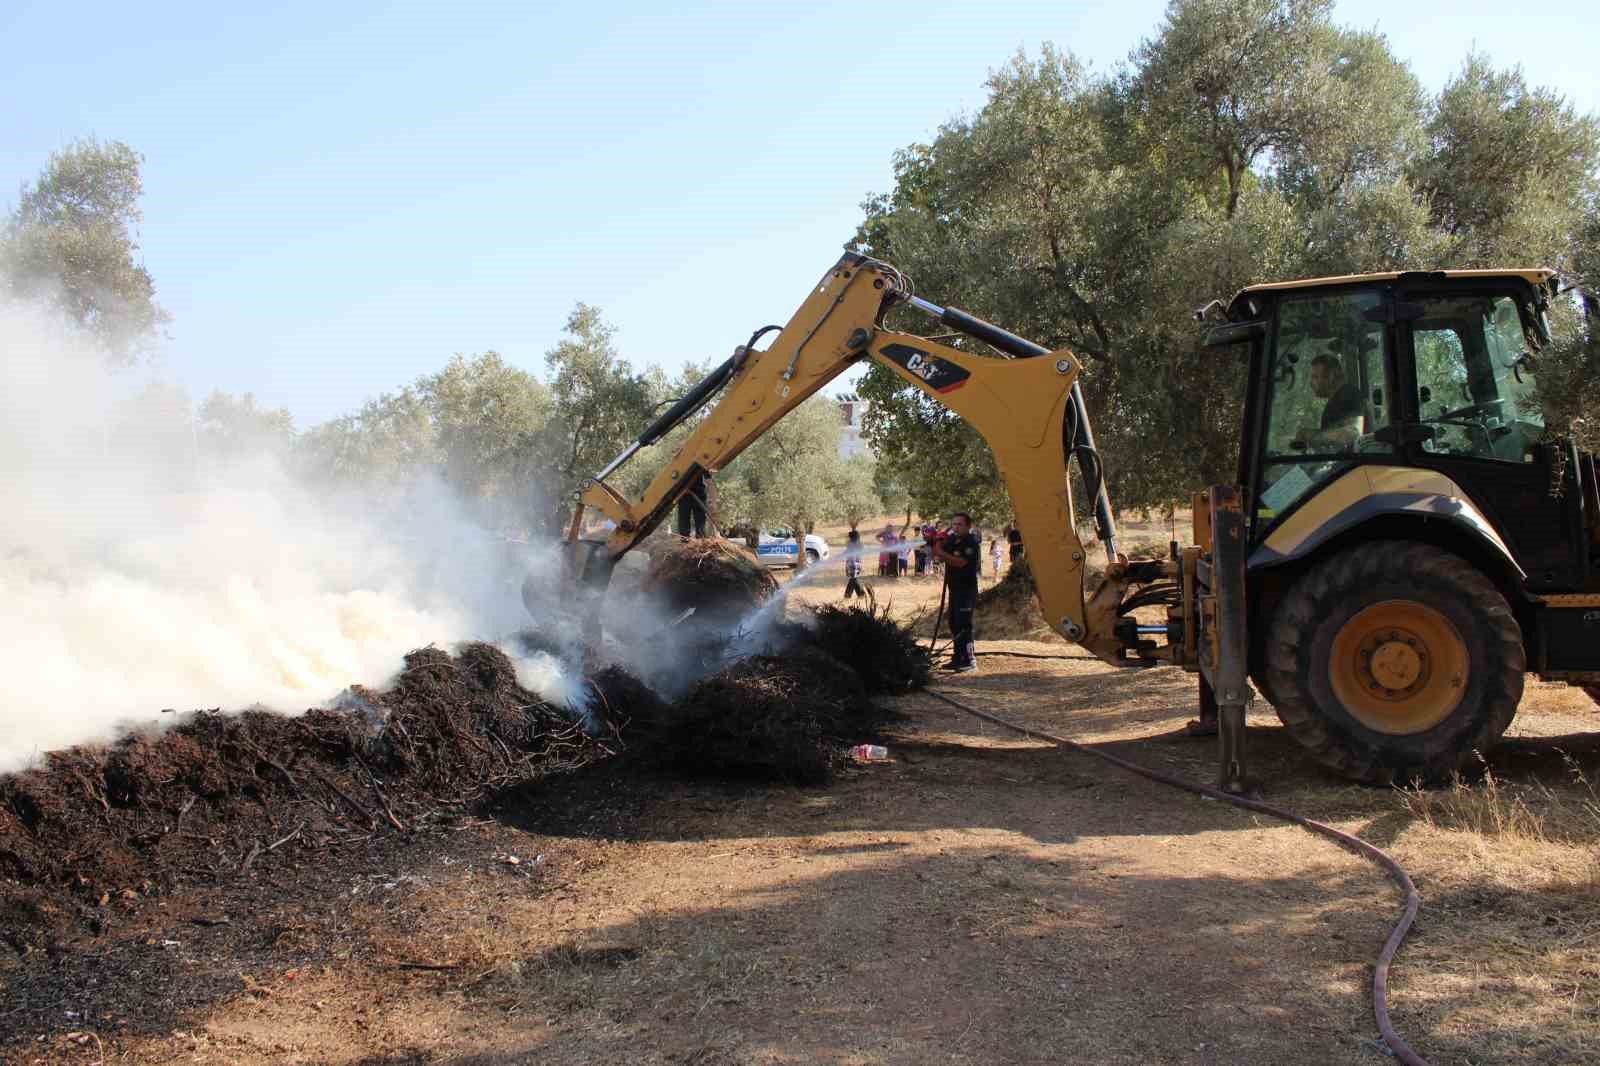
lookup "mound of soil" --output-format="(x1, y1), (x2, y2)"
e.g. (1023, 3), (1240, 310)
(0, 643), (605, 954)
(644, 536), (777, 624)
(975, 557), (1057, 639)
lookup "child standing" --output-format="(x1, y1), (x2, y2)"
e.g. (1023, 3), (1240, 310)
(990, 536), (1003, 579)
(844, 529), (867, 599)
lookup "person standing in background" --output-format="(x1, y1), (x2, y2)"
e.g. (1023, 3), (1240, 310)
(843, 529), (867, 599)
(990, 536), (1003, 579)
(1006, 522), (1024, 565)
(674, 471), (712, 537)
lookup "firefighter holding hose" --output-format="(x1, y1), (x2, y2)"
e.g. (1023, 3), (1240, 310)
(931, 511), (980, 672)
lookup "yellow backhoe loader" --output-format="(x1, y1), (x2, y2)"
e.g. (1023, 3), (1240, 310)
(550, 253), (1600, 791)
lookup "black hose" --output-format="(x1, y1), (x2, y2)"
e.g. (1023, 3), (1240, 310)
(745, 323), (783, 355)
(973, 649), (1087, 661)
(922, 688), (1431, 1066)
(926, 581), (949, 662)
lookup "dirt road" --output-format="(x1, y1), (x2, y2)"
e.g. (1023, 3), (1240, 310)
(9, 636), (1595, 1065)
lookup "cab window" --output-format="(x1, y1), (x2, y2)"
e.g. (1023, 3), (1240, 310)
(1258, 289), (1394, 520)
(1410, 293), (1545, 463)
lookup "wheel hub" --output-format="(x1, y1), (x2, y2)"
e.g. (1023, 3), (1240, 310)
(1362, 632), (1426, 695)
(1329, 600), (1469, 735)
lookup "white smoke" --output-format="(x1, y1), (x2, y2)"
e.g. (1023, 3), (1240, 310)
(0, 303), (566, 771)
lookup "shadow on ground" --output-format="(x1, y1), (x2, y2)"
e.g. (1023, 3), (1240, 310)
(315, 828), (1590, 1066)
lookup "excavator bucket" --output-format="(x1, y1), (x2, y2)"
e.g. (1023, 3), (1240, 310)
(528, 537), (617, 619)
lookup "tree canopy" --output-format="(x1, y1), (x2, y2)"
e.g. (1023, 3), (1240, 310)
(854, 0), (1600, 517)
(1, 138), (169, 363)
(15, 1), (1596, 537)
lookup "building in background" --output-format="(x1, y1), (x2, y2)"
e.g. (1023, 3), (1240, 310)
(837, 393), (870, 459)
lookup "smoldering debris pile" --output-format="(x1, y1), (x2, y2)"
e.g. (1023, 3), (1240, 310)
(643, 536), (777, 623)
(0, 605), (930, 950)
(602, 605), (927, 785)
(790, 604), (932, 695)
(0, 643), (606, 952)
(643, 650), (872, 785)
(363, 645), (601, 796)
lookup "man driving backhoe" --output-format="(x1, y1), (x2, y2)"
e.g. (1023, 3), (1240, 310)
(1292, 352), (1364, 451)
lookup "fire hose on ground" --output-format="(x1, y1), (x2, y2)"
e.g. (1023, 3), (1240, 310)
(920, 686), (1431, 1066)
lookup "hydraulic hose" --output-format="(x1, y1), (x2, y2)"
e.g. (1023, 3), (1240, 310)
(922, 688), (1430, 1066)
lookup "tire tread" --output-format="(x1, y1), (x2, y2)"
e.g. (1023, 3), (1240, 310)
(1263, 540), (1523, 784)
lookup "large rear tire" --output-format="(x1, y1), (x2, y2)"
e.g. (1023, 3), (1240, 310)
(1263, 541), (1523, 784)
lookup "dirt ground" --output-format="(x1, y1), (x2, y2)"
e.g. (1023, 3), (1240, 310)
(7, 592), (1597, 1065)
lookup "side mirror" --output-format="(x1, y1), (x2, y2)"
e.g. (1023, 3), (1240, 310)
(1419, 386), (1432, 406)
(1531, 293), (1553, 345)
(1201, 319), (1267, 348)
(1371, 388), (1384, 409)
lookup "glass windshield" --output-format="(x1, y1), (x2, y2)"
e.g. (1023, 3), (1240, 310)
(1412, 292), (1545, 463)
(1257, 289), (1393, 520)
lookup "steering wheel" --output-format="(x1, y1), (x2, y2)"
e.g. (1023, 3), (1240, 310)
(1435, 398), (1507, 422)
(1420, 400), (1507, 455)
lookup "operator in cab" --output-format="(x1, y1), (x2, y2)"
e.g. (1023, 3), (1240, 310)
(931, 512), (981, 673)
(1292, 353), (1364, 452)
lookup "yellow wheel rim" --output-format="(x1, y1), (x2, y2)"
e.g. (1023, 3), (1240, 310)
(1328, 599), (1469, 735)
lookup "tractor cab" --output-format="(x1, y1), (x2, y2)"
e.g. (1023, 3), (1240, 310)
(1201, 269), (1600, 783)
(1212, 269), (1594, 593)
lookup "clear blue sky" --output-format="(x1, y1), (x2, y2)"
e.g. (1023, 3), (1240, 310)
(4, 1), (1597, 426)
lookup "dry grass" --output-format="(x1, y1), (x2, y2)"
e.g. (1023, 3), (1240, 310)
(1400, 757), (1600, 889)
(1386, 747), (1600, 1061)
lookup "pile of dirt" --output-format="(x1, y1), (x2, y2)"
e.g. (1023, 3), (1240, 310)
(975, 557), (1056, 639)
(643, 536), (777, 624)
(0, 643), (605, 953)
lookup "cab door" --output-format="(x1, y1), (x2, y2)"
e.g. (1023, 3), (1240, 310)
(1396, 284), (1585, 591)
(1247, 285), (1399, 539)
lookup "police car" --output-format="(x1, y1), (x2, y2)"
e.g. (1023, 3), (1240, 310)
(736, 529), (830, 568)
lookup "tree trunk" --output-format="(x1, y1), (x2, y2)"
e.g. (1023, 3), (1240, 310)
(1224, 154), (1242, 219)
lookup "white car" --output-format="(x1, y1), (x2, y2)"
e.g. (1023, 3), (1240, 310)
(737, 529), (830, 568)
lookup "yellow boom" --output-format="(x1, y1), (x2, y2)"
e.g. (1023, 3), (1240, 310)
(559, 252), (1167, 665)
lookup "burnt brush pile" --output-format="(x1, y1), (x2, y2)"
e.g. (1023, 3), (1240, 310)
(643, 536), (777, 625)
(0, 643), (607, 953)
(0, 606), (931, 952)
(597, 605), (928, 784)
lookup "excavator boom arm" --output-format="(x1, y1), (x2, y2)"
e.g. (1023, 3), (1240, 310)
(563, 253), (1138, 662)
